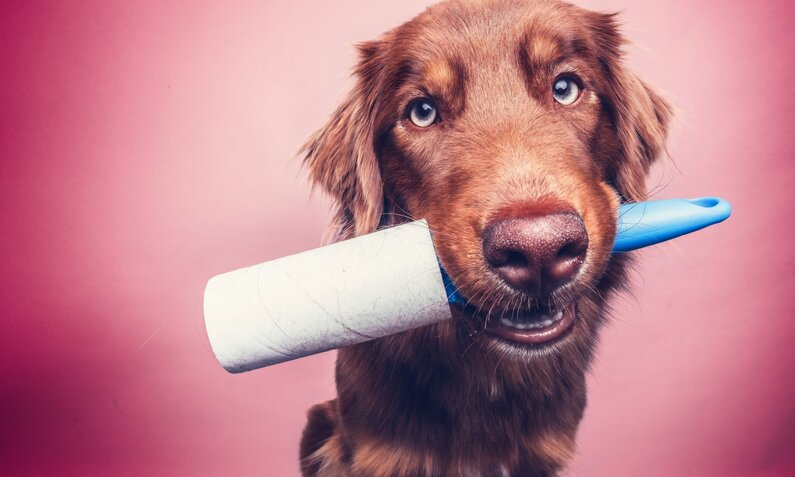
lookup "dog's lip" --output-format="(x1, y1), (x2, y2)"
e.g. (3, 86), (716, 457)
(483, 303), (576, 345)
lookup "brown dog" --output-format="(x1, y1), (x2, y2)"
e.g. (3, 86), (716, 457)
(299, 0), (671, 475)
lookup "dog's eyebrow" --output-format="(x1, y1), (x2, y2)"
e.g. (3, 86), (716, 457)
(521, 27), (592, 69)
(526, 33), (563, 71)
(417, 57), (467, 112)
(421, 58), (467, 96)
(423, 59), (455, 94)
(518, 29), (589, 98)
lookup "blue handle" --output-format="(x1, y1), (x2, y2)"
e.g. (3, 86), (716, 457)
(444, 197), (731, 305)
(614, 197), (732, 252)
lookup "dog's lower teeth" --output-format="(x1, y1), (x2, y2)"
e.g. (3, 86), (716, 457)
(499, 309), (564, 330)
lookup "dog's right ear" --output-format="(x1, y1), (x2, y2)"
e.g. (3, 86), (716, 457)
(301, 39), (389, 241)
(587, 12), (673, 203)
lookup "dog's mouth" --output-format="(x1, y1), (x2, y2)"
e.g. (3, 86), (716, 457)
(466, 302), (576, 346)
(486, 303), (575, 345)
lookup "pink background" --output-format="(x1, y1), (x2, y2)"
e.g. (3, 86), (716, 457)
(1, 1), (793, 475)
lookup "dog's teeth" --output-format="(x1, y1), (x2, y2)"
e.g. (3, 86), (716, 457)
(499, 308), (567, 330)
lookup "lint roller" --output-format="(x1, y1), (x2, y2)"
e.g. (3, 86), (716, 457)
(204, 197), (731, 372)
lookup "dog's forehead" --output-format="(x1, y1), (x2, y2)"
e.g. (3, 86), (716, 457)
(397, 0), (591, 75)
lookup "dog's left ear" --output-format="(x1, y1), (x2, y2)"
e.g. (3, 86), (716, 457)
(588, 12), (673, 202)
(301, 39), (389, 240)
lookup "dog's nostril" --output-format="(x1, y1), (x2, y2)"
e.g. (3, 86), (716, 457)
(483, 213), (588, 295)
(557, 241), (587, 261)
(503, 251), (529, 268)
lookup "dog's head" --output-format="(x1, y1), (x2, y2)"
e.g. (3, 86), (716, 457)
(303, 0), (670, 361)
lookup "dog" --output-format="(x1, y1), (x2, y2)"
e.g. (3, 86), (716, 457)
(298, 0), (671, 475)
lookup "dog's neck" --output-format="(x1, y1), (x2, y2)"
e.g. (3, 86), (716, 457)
(333, 319), (591, 476)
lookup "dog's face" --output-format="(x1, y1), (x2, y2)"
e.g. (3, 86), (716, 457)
(304, 0), (670, 361)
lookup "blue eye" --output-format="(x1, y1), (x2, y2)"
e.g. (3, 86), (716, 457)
(552, 77), (581, 106)
(409, 99), (438, 127)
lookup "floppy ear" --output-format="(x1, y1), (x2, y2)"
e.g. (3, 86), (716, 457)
(301, 40), (388, 240)
(589, 13), (673, 202)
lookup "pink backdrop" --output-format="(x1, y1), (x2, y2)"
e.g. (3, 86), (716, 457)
(1, 1), (793, 475)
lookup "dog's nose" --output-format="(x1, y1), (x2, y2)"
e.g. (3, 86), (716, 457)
(483, 213), (588, 294)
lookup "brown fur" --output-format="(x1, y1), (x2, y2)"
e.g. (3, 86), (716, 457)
(299, 0), (671, 475)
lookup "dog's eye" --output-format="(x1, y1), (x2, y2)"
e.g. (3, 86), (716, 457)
(408, 99), (438, 127)
(552, 77), (581, 106)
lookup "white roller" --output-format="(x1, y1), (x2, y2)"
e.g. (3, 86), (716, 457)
(203, 220), (452, 373)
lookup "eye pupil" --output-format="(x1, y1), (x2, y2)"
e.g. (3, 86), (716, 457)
(552, 76), (581, 106)
(409, 100), (438, 127)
